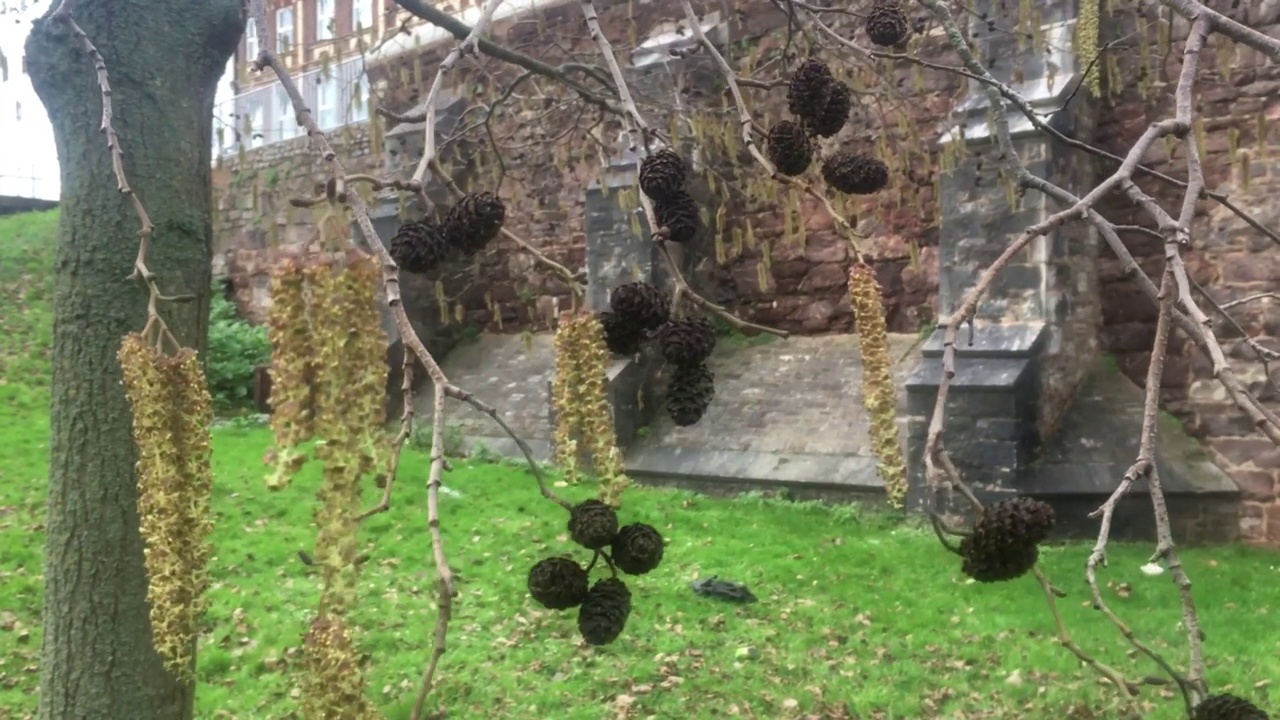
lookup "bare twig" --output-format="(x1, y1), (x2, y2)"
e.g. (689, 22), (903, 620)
(247, 0), (551, 711)
(407, 0), (506, 192)
(677, 0), (868, 261)
(48, 0), (184, 350)
(578, 0), (789, 338)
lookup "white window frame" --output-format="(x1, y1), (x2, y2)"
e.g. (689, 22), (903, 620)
(316, 76), (339, 129)
(315, 0), (334, 41)
(352, 0), (372, 32)
(275, 85), (298, 141)
(348, 74), (368, 122)
(244, 17), (259, 61)
(275, 6), (295, 54)
(247, 100), (265, 148)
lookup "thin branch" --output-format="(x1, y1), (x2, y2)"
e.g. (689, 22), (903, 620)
(408, 0), (506, 191)
(677, 0), (868, 261)
(578, 0), (789, 338)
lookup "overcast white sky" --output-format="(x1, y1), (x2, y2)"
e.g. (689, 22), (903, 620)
(0, 2), (235, 201)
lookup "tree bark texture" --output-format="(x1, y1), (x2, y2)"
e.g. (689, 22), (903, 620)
(24, 1), (242, 718)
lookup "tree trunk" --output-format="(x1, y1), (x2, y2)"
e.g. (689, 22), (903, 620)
(24, 1), (242, 718)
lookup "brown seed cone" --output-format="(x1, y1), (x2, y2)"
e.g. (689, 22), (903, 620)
(808, 81), (852, 138)
(528, 556), (590, 609)
(822, 151), (889, 195)
(639, 147), (688, 202)
(577, 577), (632, 646)
(442, 191), (506, 256)
(653, 189), (700, 243)
(866, 0), (910, 47)
(658, 316), (716, 368)
(666, 362), (715, 427)
(848, 263), (906, 509)
(1192, 693), (1270, 720)
(767, 120), (813, 176)
(787, 58), (834, 125)
(611, 523), (665, 575)
(568, 499), (620, 550)
(609, 282), (671, 332)
(389, 218), (452, 274)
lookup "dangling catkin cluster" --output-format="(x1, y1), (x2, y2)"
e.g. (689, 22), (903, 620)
(552, 312), (631, 507)
(848, 263), (906, 509)
(527, 500), (665, 645)
(118, 332), (215, 680)
(300, 614), (376, 720)
(1076, 0), (1101, 96)
(265, 258), (316, 489)
(265, 252), (389, 715)
(389, 190), (507, 274)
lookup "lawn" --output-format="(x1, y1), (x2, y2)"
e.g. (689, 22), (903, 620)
(1, 209), (1277, 719)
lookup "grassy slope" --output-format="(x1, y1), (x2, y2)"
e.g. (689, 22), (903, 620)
(0, 210), (1276, 719)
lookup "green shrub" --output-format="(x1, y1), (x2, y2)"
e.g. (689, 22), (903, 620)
(205, 284), (271, 410)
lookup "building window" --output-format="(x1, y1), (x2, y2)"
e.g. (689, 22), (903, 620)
(317, 76), (338, 129)
(247, 100), (266, 148)
(352, 0), (372, 32)
(275, 86), (298, 140)
(275, 6), (295, 54)
(349, 74), (368, 122)
(316, 0), (334, 41)
(245, 17), (259, 61)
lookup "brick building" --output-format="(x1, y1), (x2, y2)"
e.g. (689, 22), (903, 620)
(211, 0), (1280, 544)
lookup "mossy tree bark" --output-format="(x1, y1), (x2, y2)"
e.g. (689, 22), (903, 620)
(24, 1), (242, 718)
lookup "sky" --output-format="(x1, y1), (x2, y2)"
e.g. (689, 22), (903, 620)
(0, 2), (236, 201)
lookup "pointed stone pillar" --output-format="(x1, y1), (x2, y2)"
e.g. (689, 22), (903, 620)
(905, 0), (1102, 508)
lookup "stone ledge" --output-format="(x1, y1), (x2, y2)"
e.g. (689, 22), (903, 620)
(624, 446), (885, 503)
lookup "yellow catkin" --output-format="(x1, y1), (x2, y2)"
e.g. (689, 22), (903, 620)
(1077, 0), (1101, 95)
(118, 333), (214, 680)
(300, 614), (377, 720)
(552, 313), (585, 485)
(576, 314), (631, 508)
(848, 264), (908, 510)
(265, 258), (315, 489)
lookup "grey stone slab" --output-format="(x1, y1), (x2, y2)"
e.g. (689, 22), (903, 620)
(625, 445), (883, 490)
(905, 356), (1033, 391)
(920, 322), (1047, 358)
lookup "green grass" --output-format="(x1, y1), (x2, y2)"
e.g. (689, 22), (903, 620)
(1, 209), (1278, 719)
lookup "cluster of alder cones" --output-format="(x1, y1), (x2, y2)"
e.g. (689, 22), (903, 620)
(596, 281), (717, 427)
(768, 58), (891, 196)
(638, 146), (701, 243)
(956, 497), (1055, 583)
(527, 500), (666, 645)
(388, 191), (507, 274)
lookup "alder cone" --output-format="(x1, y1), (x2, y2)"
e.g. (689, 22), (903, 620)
(596, 311), (646, 356)
(809, 81), (852, 138)
(567, 499), (619, 550)
(527, 556), (590, 610)
(658, 317), (716, 368)
(866, 0), (910, 47)
(609, 281), (670, 332)
(666, 362), (715, 427)
(577, 577), (632, 646)
(959, 497), (1055, 583)
(442, 191), (505, 256)
(822, 152), (889, 195)
(767, 120), (813, 176)
(611, 523), (665, 575)
(389, 219), (452, 274)
(787, 58), (834, 125)
(653, 189), (700, 243)
(639, 147), (688, 202)
(1192, 694), (1270, 720)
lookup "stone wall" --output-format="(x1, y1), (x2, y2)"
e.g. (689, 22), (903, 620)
(1095, 3), (1280, 543)
(210, 0), (1280, 540)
